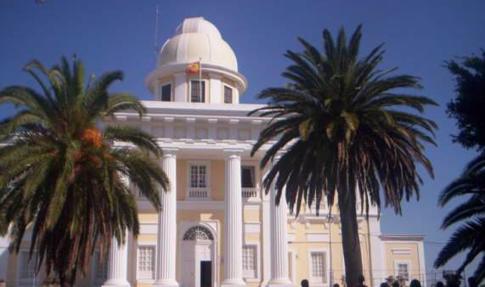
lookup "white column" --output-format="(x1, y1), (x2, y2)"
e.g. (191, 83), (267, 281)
(173, 72), (187, 102)
(222, 150), (246, 287)
(261, 168), (271, 285)
(103, 233), (130, 287)
(268, 162), (292, 287)
(154, 148), (178, 287)
(103, 174), (131, 287)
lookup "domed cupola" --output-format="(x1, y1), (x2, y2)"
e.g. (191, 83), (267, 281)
(146, 17), (247, 104)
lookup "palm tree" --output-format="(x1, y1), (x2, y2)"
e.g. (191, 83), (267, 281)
(0, 57), (168, 286)
(434, 153), (485, 283)
(250, 26), (437, 287)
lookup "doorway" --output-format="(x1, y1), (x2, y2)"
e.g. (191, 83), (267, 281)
(200, 261), (212, 287)
(181, 225), (216, 287)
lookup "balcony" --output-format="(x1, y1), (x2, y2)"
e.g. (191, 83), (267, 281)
(188, 187), (209, 199)
(242, 187), (259, 200)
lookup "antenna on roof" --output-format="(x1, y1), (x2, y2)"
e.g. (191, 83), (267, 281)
(153, 5), (160, 61)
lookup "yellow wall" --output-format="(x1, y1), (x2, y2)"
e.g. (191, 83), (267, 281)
(176, 159), (187, 200)
(287, 218), (377, 286)
(384, 241), (422, 280)
(176, 159), (226, 201)
(244, 207), (260, 223)
(211, 160), (225, 201)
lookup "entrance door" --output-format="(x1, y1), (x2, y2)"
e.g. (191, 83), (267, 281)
(200, 261), (212, 287)
(181, 225), (215, 287)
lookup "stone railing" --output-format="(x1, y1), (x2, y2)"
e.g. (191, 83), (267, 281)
(242, 187), (259, 199)
(188, 187), (209, 199)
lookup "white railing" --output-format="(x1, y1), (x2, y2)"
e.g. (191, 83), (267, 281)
(242, 187), (259, 199)
(188, 188), (209, 199)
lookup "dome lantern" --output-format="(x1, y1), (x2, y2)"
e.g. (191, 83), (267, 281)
(146, 17), (247, 103)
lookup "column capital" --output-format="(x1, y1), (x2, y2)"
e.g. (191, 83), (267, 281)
(223, 149), (244, 158)
(162, 148), (178, 157)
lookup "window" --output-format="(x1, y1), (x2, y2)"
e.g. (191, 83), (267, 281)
(188, 162), (210, 199)
(191, 80), (205, 103)
(190, 165), (207, 188)
(160, 84), (171, 101)
(19, 251), (36, 279)
(224, 86), (233, 103)
(137, 246), (155, 279)
(183, 225), (214, 241)
(310, 252), (327, 282)
(241, 166), (256, 188)
(397, 262), (409, 280)
(242, 245), (257, 279)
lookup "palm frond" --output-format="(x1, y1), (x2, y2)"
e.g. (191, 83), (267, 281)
(0, 57), (166, 284)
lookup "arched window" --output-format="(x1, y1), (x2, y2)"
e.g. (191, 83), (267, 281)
(183, 225), (214, 241)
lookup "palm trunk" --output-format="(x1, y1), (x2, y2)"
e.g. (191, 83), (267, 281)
(59, 274), (70, 287)
(338, 187), (363, 287)
(59, 270), (75, 287)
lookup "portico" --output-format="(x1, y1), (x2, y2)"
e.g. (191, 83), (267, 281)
(102, 144), (292, 287)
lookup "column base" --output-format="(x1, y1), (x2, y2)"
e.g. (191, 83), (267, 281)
(267, 278), (293, 287)
(221, 278), (246, 287)
(102, 279), (130, 287)
(153, 279), (179, 287)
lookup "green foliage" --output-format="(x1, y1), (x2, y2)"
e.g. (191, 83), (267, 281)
(250, 25), (437, 286)
(0, 57), (168, 285)
(447, 50), (485, 151)
(434, 153), (485, 282)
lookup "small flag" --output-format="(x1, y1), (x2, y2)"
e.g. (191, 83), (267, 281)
(186, 62), (200, 74)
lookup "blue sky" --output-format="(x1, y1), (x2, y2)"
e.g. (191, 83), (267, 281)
(1, 0), (485, 281)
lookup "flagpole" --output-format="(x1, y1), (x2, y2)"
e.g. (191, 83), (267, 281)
(153, 5), (159, 61)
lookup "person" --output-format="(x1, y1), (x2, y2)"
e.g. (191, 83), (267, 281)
(386, 276), (395, 287)
(435, 281), (445, 287)
(333, 283), (340, 287)
(410, 279), (422, 287)
(468, 277), (477, 287)
(381, 282), (390, 287)
(357, 275), (368, 287)
(301, 279), (309, 287)
(392, 280), (400, 287)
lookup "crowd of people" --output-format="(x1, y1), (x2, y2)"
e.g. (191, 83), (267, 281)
(299, 274), (480, 287)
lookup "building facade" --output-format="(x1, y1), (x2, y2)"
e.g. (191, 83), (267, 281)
(0, 17), (426, 287)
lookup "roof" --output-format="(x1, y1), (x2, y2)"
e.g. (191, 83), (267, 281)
(158, 17), (238, 72)
(380, 234), (425, 241)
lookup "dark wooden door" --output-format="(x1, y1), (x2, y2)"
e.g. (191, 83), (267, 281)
(200, 261), (212, 287)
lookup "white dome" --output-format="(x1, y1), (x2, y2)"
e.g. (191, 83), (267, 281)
(158, 17), (238, 71)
